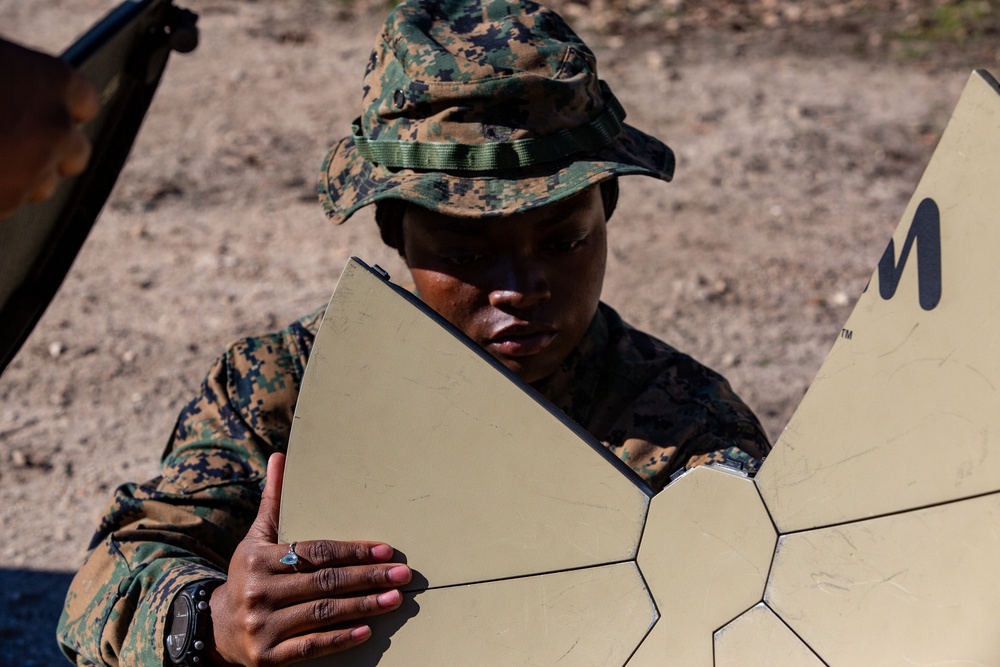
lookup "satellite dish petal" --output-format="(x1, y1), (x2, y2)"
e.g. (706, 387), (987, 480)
(627, 466), (775, 667)
(280, 259), (651, 588)
(714, 603), (823, 666)
(765, 494), (1000, 662)
(756, 70), (1000, 532)
(307, 563), (656, 667)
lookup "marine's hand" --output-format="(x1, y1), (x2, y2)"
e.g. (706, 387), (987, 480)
(0, 37), (99, 218)
(210, 453), (411, 666)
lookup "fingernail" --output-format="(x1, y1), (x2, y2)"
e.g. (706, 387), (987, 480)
(370, 544), (393, 560)
(377, 590), (401, 608)
(350, 625), (371, 641)
(387, 565), (411, 584)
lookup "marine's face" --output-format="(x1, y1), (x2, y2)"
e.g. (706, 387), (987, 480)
(401, 187), (607, 384)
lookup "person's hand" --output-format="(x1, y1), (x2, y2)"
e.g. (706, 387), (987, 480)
(209, 453), (412, 666)
(0, 37), (100, 218)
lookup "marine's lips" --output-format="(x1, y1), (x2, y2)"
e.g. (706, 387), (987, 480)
(485, 323), (557, 357)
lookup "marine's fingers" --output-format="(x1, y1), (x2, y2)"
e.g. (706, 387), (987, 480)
(270, 589), (403, 641)
(291, 539), (398, 571)
(65, 69), (100, 123)
(269, 625), (373, 664)
(271, 561), (411, 603)
(26, 170), (59, 203)
(57, 126), (91, 177)
(247, 453), (286, 544)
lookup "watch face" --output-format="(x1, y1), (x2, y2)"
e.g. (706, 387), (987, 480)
(166, 594), (194, 660)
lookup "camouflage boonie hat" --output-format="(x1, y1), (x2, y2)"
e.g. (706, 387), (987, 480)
(318, 0), (675, 224)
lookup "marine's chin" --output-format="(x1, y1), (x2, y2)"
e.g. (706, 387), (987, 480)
(491, 351), (562, 386)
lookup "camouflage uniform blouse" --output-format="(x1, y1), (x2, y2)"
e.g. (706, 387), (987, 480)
(57, 302), (769, 666)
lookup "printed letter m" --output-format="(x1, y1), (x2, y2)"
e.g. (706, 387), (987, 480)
(878, 197), (942, 311)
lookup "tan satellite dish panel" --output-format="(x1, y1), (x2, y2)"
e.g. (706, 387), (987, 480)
(766, 493), (1000, 662)
(626, 466), (775, 667)
(306, 563), (656, 667)
(713, 604), (824, 666)
(757, 70), (1000, 532)
(281, 69), (1000, 664)
(280, 259), (651, 589)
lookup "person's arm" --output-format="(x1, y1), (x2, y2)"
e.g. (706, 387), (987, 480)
(57, 334), (277, 665)
(608, 354), (771, 491)
(582, 307), (770, 491)
(58, 319), (410, 666)
(0, 37), (99, 218)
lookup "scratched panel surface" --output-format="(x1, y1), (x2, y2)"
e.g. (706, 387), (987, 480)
(713, 604), (824, 666)
(279, 259), (650, 590)
(625, 466), (776, 667)
(757, 70), (1000, 532)
(303, 563), (656, 667)
(765, 492), (1000, 663)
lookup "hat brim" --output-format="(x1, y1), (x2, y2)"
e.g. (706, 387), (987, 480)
(317, 124), (674, 224)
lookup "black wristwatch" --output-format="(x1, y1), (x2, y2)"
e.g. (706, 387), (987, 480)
(165, 579), (222, 666)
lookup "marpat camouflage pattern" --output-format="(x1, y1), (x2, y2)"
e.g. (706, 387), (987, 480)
(318, 0), (674, 224)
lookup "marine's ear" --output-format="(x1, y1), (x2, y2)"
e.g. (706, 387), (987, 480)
(375, 198), (408, 259)
(599, 177), (619, 223)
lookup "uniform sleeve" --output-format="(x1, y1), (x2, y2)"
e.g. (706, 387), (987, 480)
(606, 351), (771, 492)
(57, 320), (315, 666)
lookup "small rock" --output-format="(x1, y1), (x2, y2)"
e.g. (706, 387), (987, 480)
(48, 342), (64, 358)
(605, 35), (625, 50)
(10, 450), (27, 467)
(645, 50), (665, 70)
(49, 389), (72, 408)
(696, 277), (730, 302)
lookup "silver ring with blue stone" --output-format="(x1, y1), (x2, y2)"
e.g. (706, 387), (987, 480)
(280, 542), (300, 572)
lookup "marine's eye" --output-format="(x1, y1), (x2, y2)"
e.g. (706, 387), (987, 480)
(444, 253), (487, 266)
(546, 236), (588, 253)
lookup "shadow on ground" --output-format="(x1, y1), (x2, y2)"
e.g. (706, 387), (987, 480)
(0, 569), (73, 666)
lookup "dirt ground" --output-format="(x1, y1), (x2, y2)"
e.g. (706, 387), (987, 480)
(0, 0), (992, 662)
